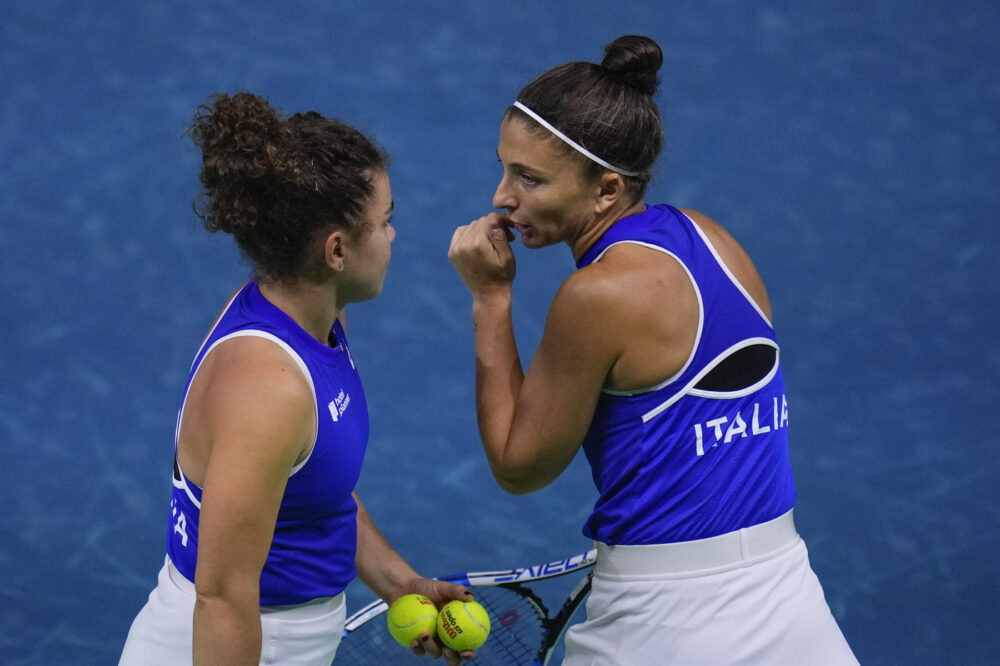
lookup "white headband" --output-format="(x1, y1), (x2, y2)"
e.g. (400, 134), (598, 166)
(512, 101), (641, 177)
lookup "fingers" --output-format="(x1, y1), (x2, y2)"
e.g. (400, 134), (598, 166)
(448, 213), (517, 292)
(410, 634), (471, 663)
(421, 580), (472, 607)
(487, 221), (514, 264)
(411, 632), (439, 658)
(448, 223), (471, 258)
(450, 214), (507, 253)
(439, 580), (473, 601)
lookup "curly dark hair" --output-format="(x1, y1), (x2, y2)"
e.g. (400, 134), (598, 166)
(188, 92), (389, 283)
(507, 35), (663, 202)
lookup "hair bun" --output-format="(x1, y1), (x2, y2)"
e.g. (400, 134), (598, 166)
(190, 92), (283, 186)
(601, 35), (662, 97)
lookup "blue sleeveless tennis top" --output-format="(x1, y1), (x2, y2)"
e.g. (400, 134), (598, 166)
(576, 204), (795, 545)
(166, 281), (368, 605)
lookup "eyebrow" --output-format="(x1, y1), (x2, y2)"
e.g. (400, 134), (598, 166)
(497, 151), (538, 174)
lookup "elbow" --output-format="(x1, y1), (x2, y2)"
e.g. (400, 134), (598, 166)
(495, 475), (535, 495)
(193, 574), (259, 614)
(490, 464), (549, 496)
(487, 437), (570, 495)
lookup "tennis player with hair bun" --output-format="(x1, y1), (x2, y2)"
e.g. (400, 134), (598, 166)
(120, 92), (474, 665)
(449, 35), (858, 664)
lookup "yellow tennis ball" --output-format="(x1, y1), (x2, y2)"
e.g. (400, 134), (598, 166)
(438, 599), (491, 651)
(386, 594), (439, 647)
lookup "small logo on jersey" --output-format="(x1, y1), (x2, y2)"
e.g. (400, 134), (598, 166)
(693, 394), (788, 456)
(328, 389), (351, 423)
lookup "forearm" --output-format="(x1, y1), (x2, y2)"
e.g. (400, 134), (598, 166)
(354, 494), (420, 603)
(193, 591), (261, 665)
(472, 289), (523, 473)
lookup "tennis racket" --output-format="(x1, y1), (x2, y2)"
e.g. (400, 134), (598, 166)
(332, 549), (596, 665)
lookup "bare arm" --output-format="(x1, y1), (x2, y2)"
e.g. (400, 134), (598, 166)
(354, 494), (474, 664)
(482, 272), (623, 493)
(187, 338), (315, 665)
(449, 215), (621, 494)
(353, 493), (423, 603)
(470, 288), (523, 465)
(343, 309), (473, 664)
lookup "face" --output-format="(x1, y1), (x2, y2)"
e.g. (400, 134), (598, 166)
(341, 169), (395, 302)
(493, 117), (601, 250)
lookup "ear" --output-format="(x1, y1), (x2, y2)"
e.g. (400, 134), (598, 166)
(324, 229), (346, 271)
(594, 172), (625, 215)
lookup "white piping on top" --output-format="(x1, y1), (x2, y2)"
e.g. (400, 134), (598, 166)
(174, 330), (319, 495)
(592, 241), (704, 398)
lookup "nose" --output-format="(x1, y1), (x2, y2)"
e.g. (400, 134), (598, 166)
(492, 176), (516, 211)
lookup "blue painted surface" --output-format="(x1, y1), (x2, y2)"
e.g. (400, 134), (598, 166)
(1, 1), (998, 663)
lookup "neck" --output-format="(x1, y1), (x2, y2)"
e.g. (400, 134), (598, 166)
(571, 199), (646, 262)
(258, 278), (342, 345)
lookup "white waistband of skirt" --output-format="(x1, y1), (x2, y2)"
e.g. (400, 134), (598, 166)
(166, 557), (345, 619)
(595, 510), (800, 581)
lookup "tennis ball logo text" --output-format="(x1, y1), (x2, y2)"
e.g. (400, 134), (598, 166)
(694, 394), (788, 456)
(440, 609), (463, 641)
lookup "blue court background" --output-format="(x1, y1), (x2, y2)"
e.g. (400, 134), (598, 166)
(2, 1), (998, 664)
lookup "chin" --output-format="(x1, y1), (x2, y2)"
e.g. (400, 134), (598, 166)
(519, 233), (551, 250)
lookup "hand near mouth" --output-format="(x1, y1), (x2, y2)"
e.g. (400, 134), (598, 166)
(448, 212), (518, 297)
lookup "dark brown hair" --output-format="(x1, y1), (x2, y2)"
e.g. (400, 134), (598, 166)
(508, 35), (663, 201)
(188, 92), (388, 283)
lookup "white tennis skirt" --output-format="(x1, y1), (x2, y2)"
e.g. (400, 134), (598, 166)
(563, 512), (858, 665)
(119, 558), (346, 665)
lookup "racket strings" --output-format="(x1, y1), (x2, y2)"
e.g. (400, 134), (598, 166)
(332, 586), (547, 665)
(467, 586), (546, 663)
(332, 552), (597, 665)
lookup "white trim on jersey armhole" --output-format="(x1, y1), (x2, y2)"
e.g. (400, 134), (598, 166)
(641, 337), (779, 423)
(681, 211), (774, 329)
(172, 457), (202, 509)
(175, 330), (320, 479)
(590, 240), (705, 398)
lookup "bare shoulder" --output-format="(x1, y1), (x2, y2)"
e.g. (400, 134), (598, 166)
(200, 334), (313, 401)
(550, 257), (660, 334)
(680, 208), (746, 260)
(178, 333), (316, 484)
(552, 243), (701, 391)
(542, 266), (621, 355)
(680, 208), (773, 321)
(569, 240), (698, 321)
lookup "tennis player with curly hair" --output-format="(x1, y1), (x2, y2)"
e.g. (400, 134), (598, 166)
(121, 92), (473, 666)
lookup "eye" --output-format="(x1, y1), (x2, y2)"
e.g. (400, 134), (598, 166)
(519, 171), (539, 187)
